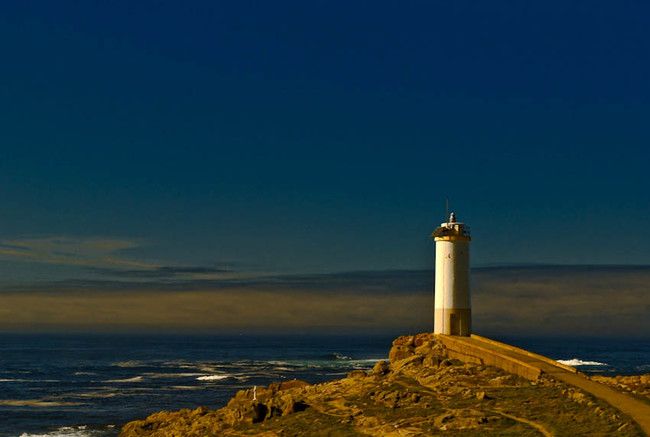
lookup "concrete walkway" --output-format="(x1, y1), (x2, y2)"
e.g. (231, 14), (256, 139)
(444, 335), (650, 436)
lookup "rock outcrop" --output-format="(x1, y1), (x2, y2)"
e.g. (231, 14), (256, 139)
(120, 333), (645, 436)
(591, 374), (650, 402)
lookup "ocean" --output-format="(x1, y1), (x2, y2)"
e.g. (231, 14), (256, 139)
(0, 334), (648, 437)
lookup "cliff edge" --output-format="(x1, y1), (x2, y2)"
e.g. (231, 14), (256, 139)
(120, 333), (645, 436)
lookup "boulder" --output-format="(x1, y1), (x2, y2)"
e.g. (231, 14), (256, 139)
(389, 344), (415, 363)
(413, 332), (436, 346)
(347, 369), (368, 379)
(392, 335), (415, 347)
(372, 360), (390, 376)
(279, 380), (310, 391)
(390, 354), (423, 372)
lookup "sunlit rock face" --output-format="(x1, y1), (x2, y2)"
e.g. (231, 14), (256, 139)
(120, 334), (645, 437)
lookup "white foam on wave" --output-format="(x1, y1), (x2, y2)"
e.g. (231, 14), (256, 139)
(18, 424), (111, 437)
(266, 357), (384, 369)
(557, 358), (608, 366)
(104, 376), (145, 383)
(351, 358), (386, 364)
(0, 378), (59, 383)
(145, 372), (205, 379)
(329, 353), (351, 360)
(196, 374), (232, 381)
(198, 365), (225, 373)
(0, 399), (86, 407)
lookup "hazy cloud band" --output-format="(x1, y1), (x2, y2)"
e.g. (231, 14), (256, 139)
(0, 266), (647, 337)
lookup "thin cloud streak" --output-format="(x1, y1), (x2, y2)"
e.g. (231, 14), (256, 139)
(0, 236), (266, 285)
(87, 264), (263, 282)
(0, 236), (157, 270)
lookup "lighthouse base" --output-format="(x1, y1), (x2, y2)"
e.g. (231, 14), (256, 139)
(434, 308), (471, 336)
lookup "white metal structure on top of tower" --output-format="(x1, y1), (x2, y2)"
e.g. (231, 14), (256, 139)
(430, 212), (471, 336)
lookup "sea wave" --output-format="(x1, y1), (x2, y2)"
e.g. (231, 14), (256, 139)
(557, 358), (608, 366)
(0, 378), (59, 383)
(145, 372), (205, 378)
(171, 385), (205, 390)
(324, 353), (351, 360)
(0, 399), (86, 407)
(196, 375), (232, 381)
(69, 391), (119, 399)
(112, 361), (146, 368)
(104, 376), (145, 383)
(18, 425), (115, 437)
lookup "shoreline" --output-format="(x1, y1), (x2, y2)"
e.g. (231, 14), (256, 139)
(119, 333), (650, 436)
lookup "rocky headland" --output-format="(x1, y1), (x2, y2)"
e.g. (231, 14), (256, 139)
(120, 333), (647, 436)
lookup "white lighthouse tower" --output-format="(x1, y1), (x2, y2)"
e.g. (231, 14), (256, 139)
(431, 212), (471, 336)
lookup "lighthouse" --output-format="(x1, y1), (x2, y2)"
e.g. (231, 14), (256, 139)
(431, 212), (471, 336)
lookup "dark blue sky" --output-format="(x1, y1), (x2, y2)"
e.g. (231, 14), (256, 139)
(1, 1), (649, 285)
